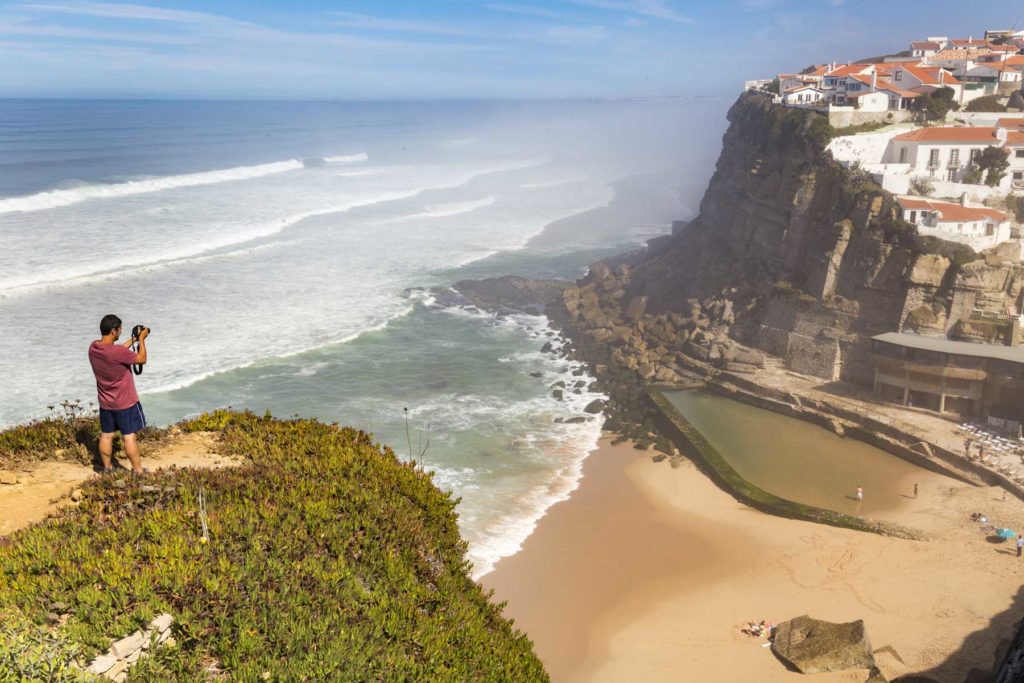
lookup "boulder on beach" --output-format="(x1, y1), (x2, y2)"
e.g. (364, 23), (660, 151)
(771, 615), (875, 675)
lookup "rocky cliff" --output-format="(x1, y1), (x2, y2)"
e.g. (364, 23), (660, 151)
(563, 91), (1024, 386)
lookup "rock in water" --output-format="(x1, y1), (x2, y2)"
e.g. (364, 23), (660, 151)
(771, 615), (875, 674)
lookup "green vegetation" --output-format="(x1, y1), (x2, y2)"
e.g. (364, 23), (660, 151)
(0, 412), (547, 681)
(0, 400), (166, 470)
(964, 95), (1007, 113)
(911, 86), (959, 121)
(1008, 194), (1024, 223)
(832, 119), (889, 136)
(975, 146), (1010, 186)
(1, 608), (97, 682)
(731, 91), (835, 153)
(761, 77), (780, 95)
(909, 177), (935, 196)
(915, 236), (979, 268)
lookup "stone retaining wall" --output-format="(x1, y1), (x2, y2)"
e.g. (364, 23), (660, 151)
(84, 613), (175, 682)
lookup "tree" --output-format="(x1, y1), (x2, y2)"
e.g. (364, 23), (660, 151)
(761, 77), (780, 95)
(965, 94), (1007, 112)
(911, 86), (959, 121)
(975, 146), (1010, 187)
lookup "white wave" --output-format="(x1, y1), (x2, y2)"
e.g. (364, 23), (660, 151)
(0, 191), (416, 296)
(324, 153), (369, 163)
(0, 159), (305, 214)
(520, 176), (589, 189)
(385, 196), (496, 223)
(334, 170), (380, 178)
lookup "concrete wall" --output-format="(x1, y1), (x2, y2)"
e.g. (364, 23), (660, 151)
(827, 109), (915, 129)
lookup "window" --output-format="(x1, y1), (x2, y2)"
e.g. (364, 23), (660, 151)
(928, 149), (940, 168)
(1014, 171), (1024, 180)
(970, 148), (981, 164)
(949, 149), (959, 166)
(1016, 149), (1024, 158)
(908, 210), (917, 222)
(894, 71), (903, 81)
(889, 97), (898, 109)
(899, 147), (907, 163)
(957, 223), (963, 232)
(986, 223), (995, 236)
(947, 168), (957, 181)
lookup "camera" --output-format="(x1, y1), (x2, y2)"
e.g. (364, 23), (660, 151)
(132, 325), (150, 341)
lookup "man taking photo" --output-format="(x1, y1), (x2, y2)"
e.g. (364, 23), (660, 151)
(88, 314), (149, 474)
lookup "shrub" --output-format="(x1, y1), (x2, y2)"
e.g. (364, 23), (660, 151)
(0, 400), (167, 470)
(910, 177), (935, 196)
(0, 608), (97, 682)
(0, 413), (548, 681)
(965, 95), (1007, 113)
(975, 146), (1010, 187)
(1009, 194), (1024, 223)
(911, 86), (959, 121)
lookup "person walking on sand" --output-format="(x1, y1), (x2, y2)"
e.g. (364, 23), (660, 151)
(1016, 535), (1023, 558)
(856, 486), (863, 502)
(88, 314), (149, 474)
(914, 483), (918, 499)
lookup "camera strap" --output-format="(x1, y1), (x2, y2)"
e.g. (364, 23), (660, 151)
(131, 339), (144, 376)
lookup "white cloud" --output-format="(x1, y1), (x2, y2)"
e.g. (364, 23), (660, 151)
(561, 0), (694, 25)
(328, 11), (482, 38)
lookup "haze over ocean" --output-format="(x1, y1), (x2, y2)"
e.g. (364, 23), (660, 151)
(0, 97), (726, 576)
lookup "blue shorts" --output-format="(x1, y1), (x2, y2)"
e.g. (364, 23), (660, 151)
(99, 402), (147, 436)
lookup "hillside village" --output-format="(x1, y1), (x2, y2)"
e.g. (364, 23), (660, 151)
(747, 28), (1024, 257)
(726, 29), (1024, 441)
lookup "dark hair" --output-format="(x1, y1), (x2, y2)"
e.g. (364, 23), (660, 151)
(100, 314), (122, 336)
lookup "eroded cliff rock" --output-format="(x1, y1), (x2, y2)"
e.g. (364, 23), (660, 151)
(565, 92), (1023, 385)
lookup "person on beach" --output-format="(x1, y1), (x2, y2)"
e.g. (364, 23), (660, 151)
(88, 314), (149, 474)
(1016, 535), (1023, 558)
(914, 483), (918, 499)
(856, 486), (863, 502)
(965, 438), (972, 455)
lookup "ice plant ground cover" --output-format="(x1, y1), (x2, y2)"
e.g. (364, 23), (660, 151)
(0, 411), (547, 681)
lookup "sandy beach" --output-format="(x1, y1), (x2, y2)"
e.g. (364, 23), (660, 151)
(482, 436), (1024, 682)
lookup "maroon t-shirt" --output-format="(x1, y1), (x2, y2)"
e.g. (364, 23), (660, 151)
(88, 341), (139, 410)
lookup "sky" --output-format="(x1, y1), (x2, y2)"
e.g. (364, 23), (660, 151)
(0, 1), (1020, 99)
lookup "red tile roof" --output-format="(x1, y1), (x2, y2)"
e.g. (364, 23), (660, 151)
(825, 64), (872, 77)
(1007, 131), (1024, 146)
(892, 127), (1001, 143)
(897, 197), (1008, 223)
(912, 41), (941, 50)
(997, 118), (1024, 130)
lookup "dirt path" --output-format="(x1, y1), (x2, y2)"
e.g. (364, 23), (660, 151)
(0, 432), (241, 537)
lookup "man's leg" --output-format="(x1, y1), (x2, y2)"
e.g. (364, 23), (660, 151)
(98, 432), (115, 470)
(122, 433), (143, 474)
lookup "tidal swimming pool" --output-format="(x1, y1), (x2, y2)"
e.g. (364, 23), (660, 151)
(665, 390), (948, 516)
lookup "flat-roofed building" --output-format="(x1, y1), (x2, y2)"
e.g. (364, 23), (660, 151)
(871, 332), (1024, 420)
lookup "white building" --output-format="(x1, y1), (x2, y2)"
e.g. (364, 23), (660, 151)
(910, 40), (942, 58)
(782, 84), (827, 106)
(897, 196), (1012, 251)
(882, 126), (1011, 187)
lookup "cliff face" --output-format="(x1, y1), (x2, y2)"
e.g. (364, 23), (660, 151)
(570, 92), (1023, 385)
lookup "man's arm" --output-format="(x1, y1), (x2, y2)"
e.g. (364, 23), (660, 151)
(134, 329), (149, 365)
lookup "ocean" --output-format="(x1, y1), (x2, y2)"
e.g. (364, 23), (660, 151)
(0, 98), (727, 577)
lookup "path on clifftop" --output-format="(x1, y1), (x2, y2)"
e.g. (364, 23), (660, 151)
(0, 432), (241, 536)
